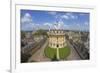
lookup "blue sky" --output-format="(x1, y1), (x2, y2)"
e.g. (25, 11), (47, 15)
(20, 9), (90, 31)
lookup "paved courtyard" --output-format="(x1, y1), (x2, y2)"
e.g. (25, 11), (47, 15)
(28, 38), (81, 62)
(66, 39), (81, 60)
(28, 40), (51, 62)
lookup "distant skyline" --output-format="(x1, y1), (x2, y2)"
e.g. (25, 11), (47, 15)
(21, 9), (90, 31)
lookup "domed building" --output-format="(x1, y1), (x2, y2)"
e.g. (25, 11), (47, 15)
(47, 29), (66, 49)
(45, 23), (69, 60)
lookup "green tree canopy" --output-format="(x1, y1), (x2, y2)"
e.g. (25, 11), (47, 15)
(21, 31), (26, 39)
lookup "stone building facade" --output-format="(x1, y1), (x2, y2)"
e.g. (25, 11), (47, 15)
(47, 30), (66, 48)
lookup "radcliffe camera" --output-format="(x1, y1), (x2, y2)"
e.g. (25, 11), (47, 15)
(21, 10), (90, 63)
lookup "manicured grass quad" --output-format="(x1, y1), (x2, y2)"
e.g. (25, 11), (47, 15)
(44, 46), (71, 60)
(44, 47), (56, 59)
(59, 47), (70, 59)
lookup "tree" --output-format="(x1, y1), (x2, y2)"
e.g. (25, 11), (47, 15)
(21, 31), (25, 39)
(33, 29), (48, 38)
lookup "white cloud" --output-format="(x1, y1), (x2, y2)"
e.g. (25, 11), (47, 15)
(21, 13), (35, 31)
(70, 15), (77, 19)
(75, 22), (89, 31)
(24, 13), (31, 18)
(84, 22), (89, 26)
(58, 20), (64, 29)
(21, 13), (33, 24)
(48, 11), (57, 15)
(44, 23), (51, 26)
(43, 22), (64, 30)
(43, 23), (53, 30)
(61, 13), (78, 20)
(58, 20), (64, 25)
(48, 12), (78, 22)
(61, 15), (69, 19)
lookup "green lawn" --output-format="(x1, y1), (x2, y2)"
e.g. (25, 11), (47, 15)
(44, 46), (71, 60)
(44, 47), (56, 59)
(59, 47), (71, 59)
